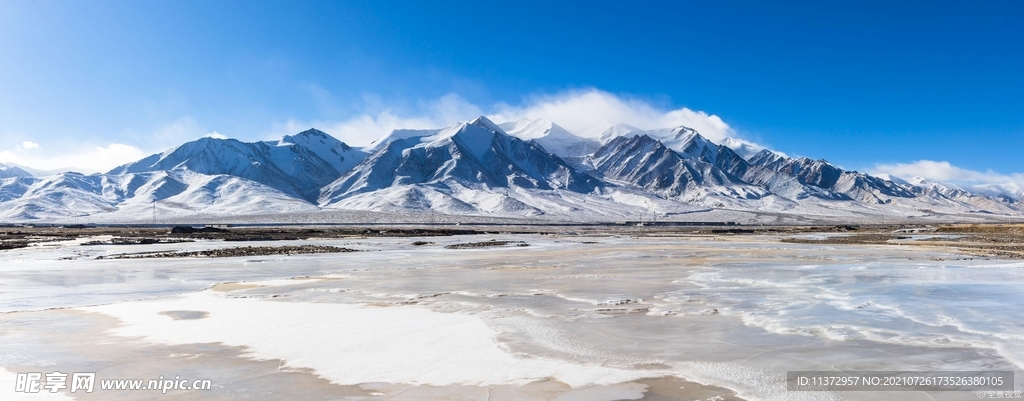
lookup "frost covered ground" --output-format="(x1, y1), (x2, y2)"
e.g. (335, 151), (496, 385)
(1, 232), (1022, 400)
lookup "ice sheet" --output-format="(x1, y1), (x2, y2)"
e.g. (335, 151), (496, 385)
(2, 233), (1021, 401)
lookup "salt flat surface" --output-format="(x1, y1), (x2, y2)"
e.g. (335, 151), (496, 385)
(1, 234), (1022, 400)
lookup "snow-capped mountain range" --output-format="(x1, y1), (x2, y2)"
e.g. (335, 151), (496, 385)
(1, 117), (1021, 223)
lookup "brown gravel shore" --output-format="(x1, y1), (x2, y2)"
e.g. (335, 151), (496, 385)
(100, 245), (358, 259)
(4, 223), (1024, 259)
(778, 224), (1024, 259)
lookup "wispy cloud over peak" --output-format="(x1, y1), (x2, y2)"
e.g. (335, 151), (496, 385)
(269, 89), (745, 148)
(870, 160), (1024, 199)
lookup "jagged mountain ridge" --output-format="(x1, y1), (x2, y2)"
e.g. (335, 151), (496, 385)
(0, 130), (360, 220)
(586, 124), (1021, 214)
(589, 134), (766, 202)
(0, 169), (319, 221)
(590, 126), (841, 203)
(318, 117), (603, 215)
(0, 162), (33, 179)
(0, 116), (1021, 222)
(748, 150), (917, 203)
(270, 129), (369, 180)
(109, 129), (367, 201)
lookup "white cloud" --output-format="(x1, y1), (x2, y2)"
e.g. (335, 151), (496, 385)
(870, 160), (1024, 198)
(149, 116), (208, 149)
(267, 93), (485, 146)
(0, 116), (213, 174)
(270, 89), (740, 147)
(0, 90), (747, 173)
(489, 89), (735, 141)
(0, 143), (146, 174)
(871, 160), (1024, 184)
(206, 131), (228, 139)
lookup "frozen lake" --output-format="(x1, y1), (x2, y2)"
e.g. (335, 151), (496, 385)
(1, 233), (1022, 400)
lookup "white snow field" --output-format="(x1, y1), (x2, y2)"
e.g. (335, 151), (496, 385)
(0, 233), (1022, 400)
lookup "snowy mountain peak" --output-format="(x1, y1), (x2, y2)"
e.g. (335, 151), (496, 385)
(498, 117), (554, 140)
(600, 125), (721, 164)
(366, 129), (440, 152)
(284, 128), (332, 144)
(295, 127), (328, 136)
(469, 116), (505, 134)
(668, 128), (718, 160)
(273, 128), (367, 174)
(959, 183), (1024, 202)
(599, 124), (643, 144)
(425, 118), (501, 160)
(598, 123), (771, 162)
(590, 133), (767, 202)
(669, 125), (700, 140)
(905, 176), (934, 186)
(720, 137), (766, 159)
(499, 118), (601, 158)
(151, 136), (244, 166)
(747, 149), (788, 169)
(319, 116), (603, 212)
(108, 129), (370, 202)
(279, 128), (334, 149)
(0, 162), (33, 179)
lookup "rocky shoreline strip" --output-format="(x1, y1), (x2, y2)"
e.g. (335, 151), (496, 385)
(99, 245), (358, 259)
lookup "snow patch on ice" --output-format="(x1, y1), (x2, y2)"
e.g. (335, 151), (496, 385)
(84, 291), (668, 388)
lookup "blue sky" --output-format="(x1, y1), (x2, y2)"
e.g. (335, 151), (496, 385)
(1, 1), (1021, 188)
